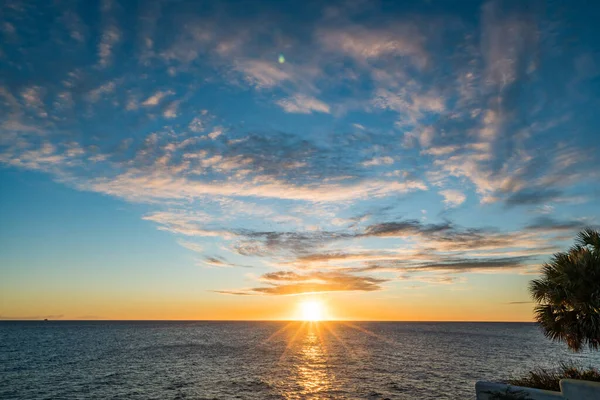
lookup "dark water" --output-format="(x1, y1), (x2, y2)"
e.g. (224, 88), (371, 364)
(1, 321), (599, 399)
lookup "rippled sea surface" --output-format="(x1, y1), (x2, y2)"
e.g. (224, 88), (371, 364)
(2, 321), (600, 399)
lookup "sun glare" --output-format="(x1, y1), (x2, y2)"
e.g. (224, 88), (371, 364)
(300, 300), (324, 321)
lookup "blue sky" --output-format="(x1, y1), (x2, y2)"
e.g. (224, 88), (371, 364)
(1, 0), (599, 320)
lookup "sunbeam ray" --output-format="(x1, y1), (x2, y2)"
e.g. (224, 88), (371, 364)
(341, 321), (399, 346)
(322, 322), (357, 360)
(263, 321), (295, 344)
(313, 322), (329, 360)
(279, 321), (307, 362)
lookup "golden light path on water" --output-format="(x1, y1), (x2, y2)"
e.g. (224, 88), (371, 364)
(262, 320), (402, 398)
(296, 323), (331, 395)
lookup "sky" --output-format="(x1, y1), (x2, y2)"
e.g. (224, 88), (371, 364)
(1, 0), (599, 321)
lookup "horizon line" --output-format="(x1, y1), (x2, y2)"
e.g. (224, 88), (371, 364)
(0, 319), (537, 323)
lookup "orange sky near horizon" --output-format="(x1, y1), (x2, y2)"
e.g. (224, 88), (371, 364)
(1, 283), (535, 322)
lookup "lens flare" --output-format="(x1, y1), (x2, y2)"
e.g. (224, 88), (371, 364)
(278, 54), (285, 64)
(300, 300), (323, 321)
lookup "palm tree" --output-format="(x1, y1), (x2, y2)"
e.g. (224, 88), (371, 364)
(529, 228), (600, 352)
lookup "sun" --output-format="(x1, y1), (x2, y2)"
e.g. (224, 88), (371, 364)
(300, 300), (324, 321)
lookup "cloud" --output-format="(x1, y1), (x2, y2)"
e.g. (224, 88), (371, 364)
(142, 90), (173, 107)
(20, 86), (46, 116)
(202, 256), (236, 268)
(373, 88), (445, 126)
(233, 230), (353, 257)
(401, 256), (532, 273)
(87, 81), (117, 103)
(276, 94), (330, 114)
(399, 275), (467, 285)
(439, 189), (466, 207)
(363, 220), (452, 238)
(163, 101), (180, 118)
(418, 126), (435, 148)
(142, 211), (230, 237)
(97, 0), (121, 68)
(236, 60), (290, 88)
(505, 189), (562, 207)
(481, 0), (538, 91)
(290, 249), (429, 267)
(87, 172), (427, 203)
(317, 25), (427, 67)
(362, 156), (394, 167)
(0, 142), (80, 173)
(177, 240), (204, 253)
(188, 116), (206, 132)
(61, 9), (87, 43)
(228, 217), (559, 276)
(208, 127), (223, 140)
(524, 216), (587, 233)
(98, 25), (120, 68)
(217, 271), (388, 295)
(432, 142), (596, 207)
(421, 145), (460, 156)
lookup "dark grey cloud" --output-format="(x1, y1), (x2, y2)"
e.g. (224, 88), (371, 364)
(233, 219), (507, 258)
(342, 255), (534, 275)
(363, 220), (453, 237)
(231, 217), (562, 260)
(398, 275), (466, 285)
(401, 256), (533, 273)
(505, 189), (563, 207)
(362, 220), (546, 254)
(233, 229), (353, 256)
(524, 216), (585, 232)
(203, 255), (238, 268)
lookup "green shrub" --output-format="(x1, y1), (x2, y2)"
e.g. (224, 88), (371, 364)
(506, 362), (600, 392)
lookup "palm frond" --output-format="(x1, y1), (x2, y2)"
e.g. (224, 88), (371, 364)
(576, 228), (600, 254)
(530, 229), (600, 352)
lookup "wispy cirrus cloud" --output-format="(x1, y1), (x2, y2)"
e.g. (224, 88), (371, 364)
(177, 240), (204, 253)
(141, 90), (173, 107)
(202, 255), (239, 268)
(317, 24), (427, 67)
(236, 60), (291, 89)
(88, 172), (426, 203)
(524, 216), (590, 233)
(276, 94), (330, 114)
(97, 0), (121, 68)
(362, 156), (394, 167)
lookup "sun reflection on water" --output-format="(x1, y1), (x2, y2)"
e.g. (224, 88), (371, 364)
(294, 322), (332, 397)
(266, 321), (398, 398)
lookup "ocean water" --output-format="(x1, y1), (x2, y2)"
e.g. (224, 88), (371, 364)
(1, 321), (599, 399)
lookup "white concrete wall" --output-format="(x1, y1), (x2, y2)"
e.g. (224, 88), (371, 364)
(476, 379), (600, 400)
(561, 379), (600, 400)
(475, 381), (562, 400)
